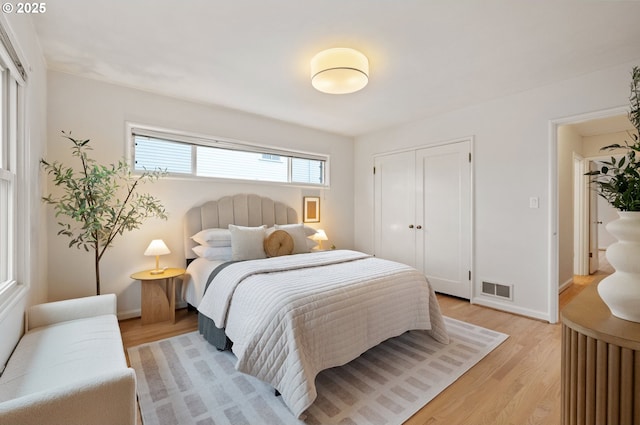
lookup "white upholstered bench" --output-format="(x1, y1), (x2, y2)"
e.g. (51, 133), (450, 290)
(0, 294), (136, 425)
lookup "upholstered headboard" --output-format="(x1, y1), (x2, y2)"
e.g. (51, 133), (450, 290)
(184, 194), (298, 260)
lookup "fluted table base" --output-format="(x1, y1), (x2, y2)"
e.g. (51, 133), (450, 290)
(562, 326), (639, 425)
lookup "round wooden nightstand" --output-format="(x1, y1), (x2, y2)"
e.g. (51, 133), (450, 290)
(130, 268), (185, 325)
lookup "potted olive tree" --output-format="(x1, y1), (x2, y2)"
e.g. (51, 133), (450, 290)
(586, 66), (640, 321)
(42, 132), (167, 295)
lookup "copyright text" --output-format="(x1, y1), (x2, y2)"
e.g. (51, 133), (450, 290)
(2, 3), (47, 13)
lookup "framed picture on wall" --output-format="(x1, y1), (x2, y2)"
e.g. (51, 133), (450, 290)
(303, 196), (320, 223)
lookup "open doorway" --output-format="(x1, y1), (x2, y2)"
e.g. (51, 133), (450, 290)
(557, 113), (633, 305)
(572, 156), (618, 274)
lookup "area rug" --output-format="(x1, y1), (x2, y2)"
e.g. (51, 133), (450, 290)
(128, 317), (507, 425)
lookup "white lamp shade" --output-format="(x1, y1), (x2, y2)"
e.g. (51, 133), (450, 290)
(144, 239), (170, 256)
(311, 229), (328, 242)
(311, 48), (369, 94)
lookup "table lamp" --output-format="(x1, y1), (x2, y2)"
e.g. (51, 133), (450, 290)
(144, 239), (170, 274)
(311, 229), (328, 250)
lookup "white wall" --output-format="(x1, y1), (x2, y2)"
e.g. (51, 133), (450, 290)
(46, 71), (353, 318)
(582, 131), (630, 158)
(0, 14), (47, 367)
(557, 125), (582, 288)
(354, 60), (639, 322)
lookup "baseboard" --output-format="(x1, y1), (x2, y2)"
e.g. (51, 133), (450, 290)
(471, 296), (551, 323)
(117, 309), (141, 321)
(558, 278), (574, 294)
(117, 301), (188, 321)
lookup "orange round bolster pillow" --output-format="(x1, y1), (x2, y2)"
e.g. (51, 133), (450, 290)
(264, 230), (294, 257)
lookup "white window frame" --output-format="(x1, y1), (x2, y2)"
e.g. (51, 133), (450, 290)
(126, 123), (330, 188)
(0, 19), (27, 314)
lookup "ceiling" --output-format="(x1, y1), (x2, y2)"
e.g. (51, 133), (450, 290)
(31, 1), (640, 137)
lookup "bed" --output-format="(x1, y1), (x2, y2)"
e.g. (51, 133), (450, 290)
(183, 194), (449, 418)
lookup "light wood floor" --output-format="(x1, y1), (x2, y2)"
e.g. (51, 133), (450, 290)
(119, 266), (610, 425)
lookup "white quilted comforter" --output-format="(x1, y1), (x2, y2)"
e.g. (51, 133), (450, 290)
(197, 249), (449, 418)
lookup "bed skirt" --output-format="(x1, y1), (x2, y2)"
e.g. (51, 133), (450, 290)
(198, 312), (232, 351)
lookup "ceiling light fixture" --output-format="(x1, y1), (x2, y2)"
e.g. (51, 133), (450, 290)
(310, 47), (369, 94)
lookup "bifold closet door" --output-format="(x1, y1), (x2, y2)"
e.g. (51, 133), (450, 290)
(415, 141), (471, 299)
(374, 141), (472, 299)
(374, 150), (416, 267)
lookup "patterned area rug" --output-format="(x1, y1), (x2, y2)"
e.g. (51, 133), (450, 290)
(128, 317), (507, 425)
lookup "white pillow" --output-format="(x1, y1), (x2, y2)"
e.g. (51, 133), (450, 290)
(267, 225), (316, 238)
(307, 238), (319, 250)
(192, 245), (233, 261)
(275, 223), (310, 254)
(191, 228), (232, 247)
(303, 225), (318, 237)
(229, 224), (267, 260)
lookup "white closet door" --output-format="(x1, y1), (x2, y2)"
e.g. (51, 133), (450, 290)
(374, 150), (416, 267)
(415, 141), (472, 299)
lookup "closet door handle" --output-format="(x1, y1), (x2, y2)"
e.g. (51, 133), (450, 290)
(409, 224), (414, 229)
(416, 225), (422, 229)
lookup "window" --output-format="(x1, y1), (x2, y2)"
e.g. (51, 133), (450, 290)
(0, 74), (16, 287)
(129, 125), (329, 186)
(0, 23), (25, 300)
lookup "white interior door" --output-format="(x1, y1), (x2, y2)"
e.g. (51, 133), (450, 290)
(415, 141), (472, 299)
(588, 161), (599, 274)
(573, 155), (589, 275)
(597, 195), (619, 249)
(374, 151), (416, 266)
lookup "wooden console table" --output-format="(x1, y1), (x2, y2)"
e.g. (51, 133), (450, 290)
(561, 282), (640, 425)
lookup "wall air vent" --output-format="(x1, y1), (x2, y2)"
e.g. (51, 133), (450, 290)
(482, 281), (513, 301)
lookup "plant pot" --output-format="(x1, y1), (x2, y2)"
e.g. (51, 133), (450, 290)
(598, 211), (640, 322)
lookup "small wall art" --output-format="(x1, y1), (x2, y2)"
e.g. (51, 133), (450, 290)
(303, 196), (320, 223)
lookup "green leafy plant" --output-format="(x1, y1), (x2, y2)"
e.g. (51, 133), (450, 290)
(42, 132), (168, 295)
(587, 67), (640, 211)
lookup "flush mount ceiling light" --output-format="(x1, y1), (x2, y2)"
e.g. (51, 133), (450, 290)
(310, 47), (369, 94)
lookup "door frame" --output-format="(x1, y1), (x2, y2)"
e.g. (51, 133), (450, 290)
(549, 105), (628, 323)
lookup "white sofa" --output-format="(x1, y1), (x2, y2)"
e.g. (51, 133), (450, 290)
(0, 294), (137, 425)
